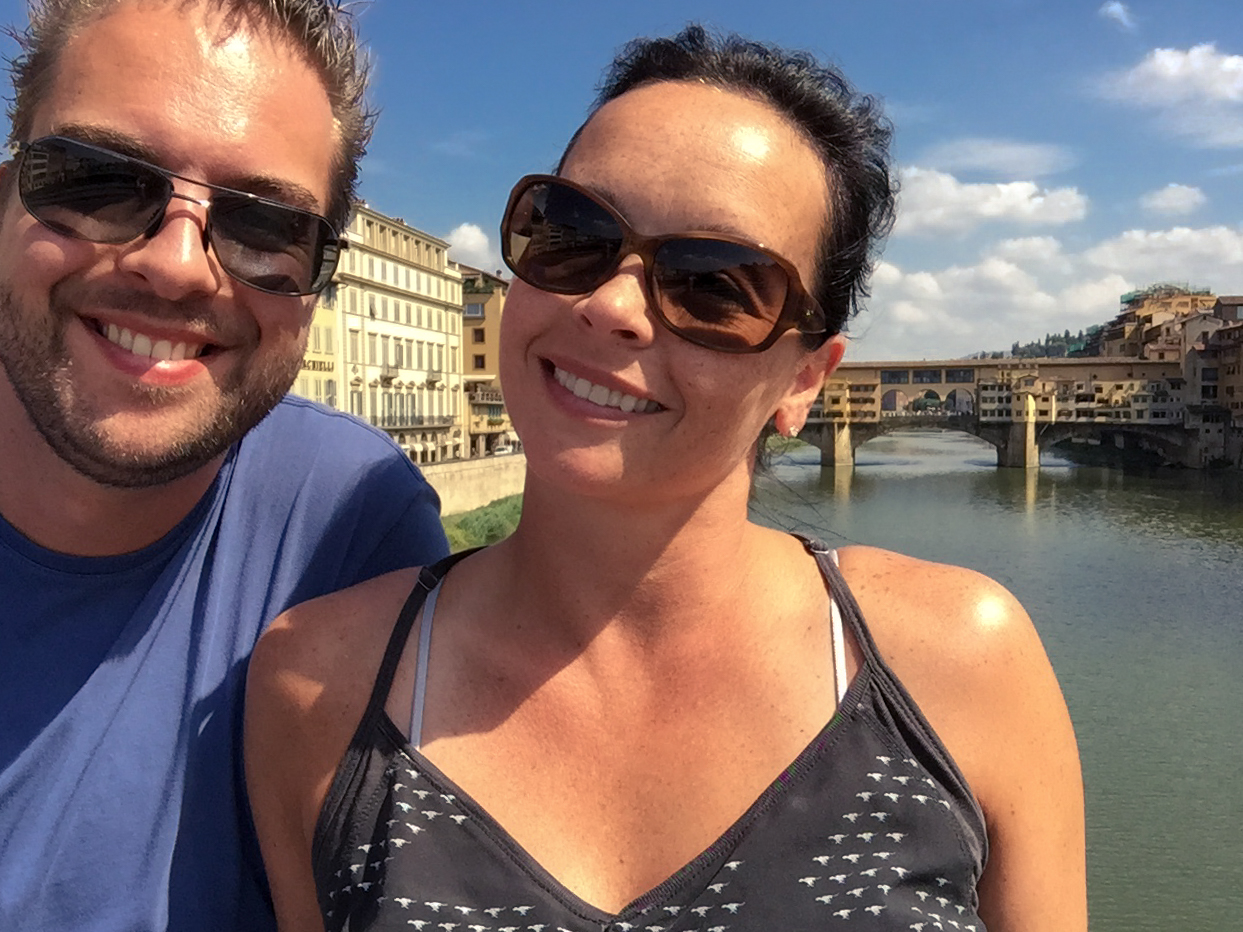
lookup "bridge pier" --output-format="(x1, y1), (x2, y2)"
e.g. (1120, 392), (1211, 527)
(996, 395), (1039, 468)
(804, 419), (855, 468)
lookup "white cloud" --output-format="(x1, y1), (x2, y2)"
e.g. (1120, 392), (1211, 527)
(917, 138), (1076, 179)
(1139, 183), (1206, 216)
(1084, 226), (1243, 282)
(1098, 44), (1243, 148)
(850, 223), (1243, 360)
(893, 167), (1088, 235)
(1099, 2), (1136, 32)
(445, 222), (503, 274)
(988, 236), (1074, 274)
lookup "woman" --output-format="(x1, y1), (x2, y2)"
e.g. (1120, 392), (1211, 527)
(246, 27), (1086, 932)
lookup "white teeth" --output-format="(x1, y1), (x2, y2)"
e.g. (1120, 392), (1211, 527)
(553, 365), (659, 414)
(131, 333), (152, 357)
(100, 322), (204, 361)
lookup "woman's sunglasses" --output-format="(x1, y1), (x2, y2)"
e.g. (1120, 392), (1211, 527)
(12, 135), (341, 296)
(501, 174), (826, 353)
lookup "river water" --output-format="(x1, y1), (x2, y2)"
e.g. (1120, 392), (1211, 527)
(752, 429), (1243, 931)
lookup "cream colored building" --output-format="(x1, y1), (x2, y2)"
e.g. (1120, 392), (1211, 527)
(300, 205), (467, 463)
(1100, 285), (1217, 358)
(292, 299), (341, 409)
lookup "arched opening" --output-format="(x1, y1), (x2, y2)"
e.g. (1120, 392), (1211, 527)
(881, 389), (911, 412)
(945, 389), (974, 414)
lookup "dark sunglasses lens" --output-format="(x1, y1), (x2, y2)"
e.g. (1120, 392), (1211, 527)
(652, 240), (791, 350)
(210, 196), (335, 295)
(506, 181), (622, 293)
(19, 138), (169, 243)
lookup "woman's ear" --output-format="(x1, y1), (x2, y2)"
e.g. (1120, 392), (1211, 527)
(774, 334), (846, 435)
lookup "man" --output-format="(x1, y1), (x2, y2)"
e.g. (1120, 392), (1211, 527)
(0, 2), (449, 929)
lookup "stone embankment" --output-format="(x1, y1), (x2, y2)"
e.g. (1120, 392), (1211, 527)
(422, 454), (526, 516)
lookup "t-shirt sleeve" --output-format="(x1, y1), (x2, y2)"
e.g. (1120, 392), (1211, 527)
(353, 460), (450, 579)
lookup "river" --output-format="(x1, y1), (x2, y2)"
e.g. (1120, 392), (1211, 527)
(752, 429), (1243, 931)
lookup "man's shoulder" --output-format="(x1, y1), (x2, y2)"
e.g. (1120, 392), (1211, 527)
(235, 396), (432, 487)
(245, 395), (407, 462)
(225, 395), (445, 554)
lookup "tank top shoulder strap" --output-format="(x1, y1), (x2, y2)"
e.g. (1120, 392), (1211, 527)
(313, 549), (476, 885)
(795, 534), (884, 667)
(357, 549), (475, 729)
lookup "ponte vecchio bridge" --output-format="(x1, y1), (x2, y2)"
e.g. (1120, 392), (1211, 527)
(798, 356), (1203, 468)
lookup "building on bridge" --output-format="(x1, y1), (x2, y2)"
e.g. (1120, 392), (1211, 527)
(809, 356), (1236, 469)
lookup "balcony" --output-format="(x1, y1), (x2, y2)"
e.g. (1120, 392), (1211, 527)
(469, 388), (504, 404)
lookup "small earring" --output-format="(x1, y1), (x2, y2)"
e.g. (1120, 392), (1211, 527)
(785, 424), (800, 438)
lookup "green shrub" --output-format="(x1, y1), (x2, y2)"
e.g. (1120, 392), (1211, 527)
(441, 495), (523, 551)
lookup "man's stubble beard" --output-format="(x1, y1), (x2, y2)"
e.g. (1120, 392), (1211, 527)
(0, 281), (304, 489)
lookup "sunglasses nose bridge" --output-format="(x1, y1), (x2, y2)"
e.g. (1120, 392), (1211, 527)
(147, 189), (213, 252)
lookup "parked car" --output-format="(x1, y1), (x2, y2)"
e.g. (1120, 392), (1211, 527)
(492, 444), (515, 455)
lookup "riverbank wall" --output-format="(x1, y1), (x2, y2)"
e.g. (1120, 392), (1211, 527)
(422, 455), (526, 516)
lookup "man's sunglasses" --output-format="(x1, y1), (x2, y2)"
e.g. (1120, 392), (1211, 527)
(12, 135), (341, 296)
(501, 174), (826, 354)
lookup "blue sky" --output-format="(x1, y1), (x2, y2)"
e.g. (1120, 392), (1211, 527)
(3, 0), (1243, 360)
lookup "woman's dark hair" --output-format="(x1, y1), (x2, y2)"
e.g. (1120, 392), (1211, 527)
(558, 24), (897, 342)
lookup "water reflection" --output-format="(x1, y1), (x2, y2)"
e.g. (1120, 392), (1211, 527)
(752, 429), (1243, 932)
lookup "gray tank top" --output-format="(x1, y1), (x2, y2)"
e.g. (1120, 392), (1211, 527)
(313, 537), (988, 931)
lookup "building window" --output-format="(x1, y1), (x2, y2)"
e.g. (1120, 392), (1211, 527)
(473, 354), (486, 369)
(473, 328), (486, 343)
(913, 369), (942, 384)
(349, 330), (359, 362)
(881, 370), (910, 384)
(945, 368), (974, 383)
(464, 302), (485, 318)
(367, 333), (377, 365)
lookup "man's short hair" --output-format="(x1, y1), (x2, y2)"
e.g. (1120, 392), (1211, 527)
(5, 0), (374, 232)
(559, 24), (897, 341)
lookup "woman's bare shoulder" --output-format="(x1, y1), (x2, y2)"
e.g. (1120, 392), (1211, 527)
(254, 568), (420, 684)
(247, 565), (424, 758)
(834, 544), (1036, 672)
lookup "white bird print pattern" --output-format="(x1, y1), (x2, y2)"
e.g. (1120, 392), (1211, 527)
(317, 557), (988, 932)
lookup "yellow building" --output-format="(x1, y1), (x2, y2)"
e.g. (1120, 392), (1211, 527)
(290, 204), (468, 463)
(459, 265), (516, 456)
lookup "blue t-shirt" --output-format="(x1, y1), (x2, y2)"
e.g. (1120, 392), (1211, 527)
(0, 396), (450, 932)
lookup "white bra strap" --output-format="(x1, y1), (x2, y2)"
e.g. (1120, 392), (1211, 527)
(829, 549), (849, 704)
(409, 579), (443, 748)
